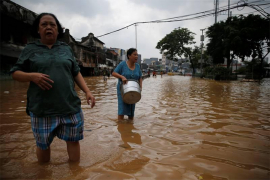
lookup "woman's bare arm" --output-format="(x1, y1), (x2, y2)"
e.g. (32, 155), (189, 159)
(12, 71), (53, 90)
(74, 72), (95, 108)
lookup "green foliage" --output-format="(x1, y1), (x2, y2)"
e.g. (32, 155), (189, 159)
(211, 67), (230, 76)
(191, 47), (211, 69)
(156, 27), (195, 58)
(190, 46), (201, 69)
(235, 67), (247, 74)
(206, 22), (227, 65)
(244, 59), (267, 79)
(203, 66), (231, 80)
(235, 59), (269, 79)
(206, 14), (270, 70)
(156, 27), (196, 72)
(203, 66), (214, 75)
(204, 66), (230, 75)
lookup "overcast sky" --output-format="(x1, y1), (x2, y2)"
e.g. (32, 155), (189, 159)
(12, 0), (269, 60)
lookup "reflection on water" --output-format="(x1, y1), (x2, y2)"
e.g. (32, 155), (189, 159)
(117, 120), (142, 149)
(0, 76), (269, 179)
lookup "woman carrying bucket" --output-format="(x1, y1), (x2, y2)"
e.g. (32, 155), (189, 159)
(112, 48), (142, 120)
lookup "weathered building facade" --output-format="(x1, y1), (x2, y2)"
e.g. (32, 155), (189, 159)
(0, 0), (38, 75)
(0, 0), (118, 76)
(61, 30), (107, 76)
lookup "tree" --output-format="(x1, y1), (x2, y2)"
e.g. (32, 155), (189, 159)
(206, 21), (227, 66)
(189, 46), (201, 70)
(206, 19), (242, 69)
(206, 14), (270, 77)
(191, 46), (211, 70)
(156, 28), (197, 73)
(227, 15), (269, 65)
(238, 15), (270, 79)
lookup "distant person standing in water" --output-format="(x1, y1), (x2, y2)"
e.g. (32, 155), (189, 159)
(103, 68), (107, 82)
(10, 13), (95, 163)
(107, 69), (110, 78)
(153, 71), (156, 77)
(112, 48), (142, 120)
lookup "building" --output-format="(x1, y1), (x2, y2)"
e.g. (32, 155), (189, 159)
(137, 54), (142, 65)
(162, 53), (176, 72)
(121, 49), (126, 62)
(0, 0), (38, 75)
(141, 63), (148, 72)
(105, 48), (118, 69)
(143, 58), (158, 65)
(110, 48), (126, 64)
(62, 31), (106, 76)
(0, 0), (117, 76)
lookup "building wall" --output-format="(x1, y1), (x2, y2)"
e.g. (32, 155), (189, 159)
(95, 41), (103, 49)
(0, 0), (122, 76)
(144, 58), (157, 65)
(0, 0), (38, 73)
(150, 57), (158, 62)
(162, 53), (167, 65)
(137, 54), (141, 64)
(121, 49), (126, 62)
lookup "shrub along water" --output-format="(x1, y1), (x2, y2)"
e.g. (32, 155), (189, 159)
(203, 66), (235, 80)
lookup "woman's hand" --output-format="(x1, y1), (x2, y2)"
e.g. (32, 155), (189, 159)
(112, 72), (127, 84)
(86, 91), (95, 108)
(121, 76), (128, 84)
(74, 72), (95, 108)
(30, 73), (54, 90)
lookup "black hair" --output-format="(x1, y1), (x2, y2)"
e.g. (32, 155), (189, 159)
(127, 48), (137, 59)
(32, 13), (64, 39)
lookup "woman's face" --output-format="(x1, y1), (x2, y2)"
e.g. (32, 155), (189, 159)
(38, 15), (58, 45)
(129, 51), (138, 63)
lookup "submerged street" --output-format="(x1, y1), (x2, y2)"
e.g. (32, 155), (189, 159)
(0, 75), (270, 179)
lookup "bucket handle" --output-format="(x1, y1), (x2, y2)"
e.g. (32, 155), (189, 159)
(120, 79), (139, 85)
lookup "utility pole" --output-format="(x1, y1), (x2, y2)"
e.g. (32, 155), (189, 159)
(200, 29), (205, 74)
(96, 46), (99, 75)
(228, 0), (230, 18)
(215, 0), (219, 23)
(135, 23), (137, 49)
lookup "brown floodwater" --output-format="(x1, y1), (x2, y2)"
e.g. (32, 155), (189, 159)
(0, 75), (269, 180)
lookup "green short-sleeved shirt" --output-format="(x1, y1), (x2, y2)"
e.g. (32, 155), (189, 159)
(10, 40), (81, 117)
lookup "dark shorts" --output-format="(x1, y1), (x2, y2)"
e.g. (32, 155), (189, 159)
(30, 109), (84, 150)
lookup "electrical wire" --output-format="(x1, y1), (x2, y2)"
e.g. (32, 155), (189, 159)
(148, 0), (265, 21)
(247, 4), (270, 17)
(249, 3), (270, 16)
(233, 5), (270, 15)
(96, 1), (270, 38)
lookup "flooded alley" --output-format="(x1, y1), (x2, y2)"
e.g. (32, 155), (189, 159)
(0, 75), (270, 180)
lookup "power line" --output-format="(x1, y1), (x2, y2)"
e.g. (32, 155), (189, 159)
(247, 2), (270, 17)
(96, 1), (269, 38)
(233, 5), (270, 15)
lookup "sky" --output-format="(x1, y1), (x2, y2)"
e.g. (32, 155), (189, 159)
(12, 0), (270, 61)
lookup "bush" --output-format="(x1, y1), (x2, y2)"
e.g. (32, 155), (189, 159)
(203, 66), (231, 80)
(235, 67), (247, 74)
(211, 67), (230, 76)
(203, 67), (214, 75)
